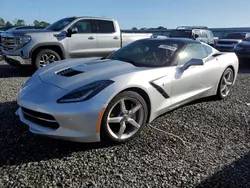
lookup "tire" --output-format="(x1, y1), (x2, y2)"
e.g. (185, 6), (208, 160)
(216, 67), (234, 99)
(33, 49), (61, 69)
(101, 91), (148, 144)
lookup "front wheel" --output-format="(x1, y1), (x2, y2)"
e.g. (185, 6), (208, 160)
(101, 91), (148, 144)
(216, 67), (234, 99)
(34, 49), (61, 69)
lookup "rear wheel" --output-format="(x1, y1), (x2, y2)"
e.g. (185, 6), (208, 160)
(216, 67), (234, 99)
(101, 91), (148, 143)
(34, 49), (61, 69)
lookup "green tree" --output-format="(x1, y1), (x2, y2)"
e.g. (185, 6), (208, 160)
(33, 20), (50, 27)
(33, 20), (39, 26)
(5, 21), (13, 27)
(0, 17), (5, 26)
(157, 26), (166, 30)
(132, 27), (138, 31)
(13, 18), (25, 26)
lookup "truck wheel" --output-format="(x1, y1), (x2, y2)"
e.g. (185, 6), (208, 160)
(34, 49), (61, 69)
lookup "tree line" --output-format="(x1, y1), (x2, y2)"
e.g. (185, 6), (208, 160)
(0, 17), (50, 27)
(0, 17), (167, 30)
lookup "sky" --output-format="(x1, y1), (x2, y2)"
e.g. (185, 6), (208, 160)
(1, 0), (250, 29)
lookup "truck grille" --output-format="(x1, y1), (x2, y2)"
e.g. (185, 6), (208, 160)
(21, 107), (60, 130)
(217, 41), (237, 45)
(0, 36), (21, 51)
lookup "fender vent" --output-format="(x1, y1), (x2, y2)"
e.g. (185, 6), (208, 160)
(57, 68), (84, 77)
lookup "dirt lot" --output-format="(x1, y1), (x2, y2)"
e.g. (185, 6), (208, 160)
(0, 60), (249, 187)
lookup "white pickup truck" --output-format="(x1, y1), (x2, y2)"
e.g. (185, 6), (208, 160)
(1, 17), (152, 69)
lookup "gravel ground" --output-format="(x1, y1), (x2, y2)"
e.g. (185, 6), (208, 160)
(0, 60), (250, 188)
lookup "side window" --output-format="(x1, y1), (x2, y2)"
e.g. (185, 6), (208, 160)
(71, 20), (92, 33)
(177, 44), (207, 66)
(203, 44), (213, 56)
(194, 30), (201, 37)
(203, 32), (208, 38)
(93, 20), (115, 33)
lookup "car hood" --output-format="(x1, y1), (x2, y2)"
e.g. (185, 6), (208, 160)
(2, 29), (56, 36)
(37, 58), (147, 91)
(238, 41), (250, 47)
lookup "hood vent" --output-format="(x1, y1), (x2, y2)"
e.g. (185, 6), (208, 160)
(56, 68), (84, 77)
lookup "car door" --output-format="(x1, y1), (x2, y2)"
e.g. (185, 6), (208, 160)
(92, 20), (120, 57)
(67, 19), (97, 58)
(170, 43), (216, 106)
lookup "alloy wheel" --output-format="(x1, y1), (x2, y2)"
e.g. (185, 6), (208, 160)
(220, 68), (234, 97)
(106, 97), (144, 140)
(39, 53), (58, 67)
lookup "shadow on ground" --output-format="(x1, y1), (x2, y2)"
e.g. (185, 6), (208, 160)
(0, 101), (109, 167)
(0, 62), (33, 78)
(196, 152), (250, 188)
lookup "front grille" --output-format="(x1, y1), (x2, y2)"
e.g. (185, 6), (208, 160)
(217, 41), (236, 45)
(57, 68), (83, 77)
(21, 107), (59, 130)
(0, 36), (20, 51)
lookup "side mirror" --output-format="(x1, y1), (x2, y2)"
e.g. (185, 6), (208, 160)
(67, 27), (78, 37)
(194, 34), (199, 39)
(182, 58), (204, 71)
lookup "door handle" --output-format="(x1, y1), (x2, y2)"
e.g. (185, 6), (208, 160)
(113, 36), (119, 40)
(88, 36), (94, 40)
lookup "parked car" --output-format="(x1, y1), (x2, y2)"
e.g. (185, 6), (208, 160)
(0, 26), (14, 61)
(1, 16), (152, 69)
(16, 38), (239, 144)
(0, 26), (45, 61)
(169, 26), (215, 46)
(215, 32), (250, 52)
(234, 37), (250, 59)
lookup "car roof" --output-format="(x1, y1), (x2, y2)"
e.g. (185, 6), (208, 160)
(143, 37), (201, 44)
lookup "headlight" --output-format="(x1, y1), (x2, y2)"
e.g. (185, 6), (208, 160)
(15, 36), (31, 50)
(234, 45), (243, 51)
(57, 80), (114, 103)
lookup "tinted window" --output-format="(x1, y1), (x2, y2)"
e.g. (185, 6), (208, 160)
(108, 40), (183, 67)
(178, 44), (207, 65)
(71, 20), (92, 33)
(169, 30), (192, 38)
(93, 20), (115, 33)
(203, 44), (213, 56)
(45, 17), (75, 31)
(223, 33), (247, 39)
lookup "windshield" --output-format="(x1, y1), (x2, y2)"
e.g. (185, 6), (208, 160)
(107, 40), (182, 67)
(45, 17), (76, 31)
(223, 33), (246, 39)
(169, 30), (192, 38)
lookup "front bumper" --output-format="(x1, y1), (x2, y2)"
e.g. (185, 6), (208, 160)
(3, 54), (31, 66)
(16, 78), (105, 143)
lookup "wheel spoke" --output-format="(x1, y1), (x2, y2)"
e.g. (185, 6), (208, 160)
(127, 118), (141, 129)
(117, 121), (126, 138)
(221, 84), (227, 92)
(108, 117), (122, 123)
(227, 71), (232, 80)
(129, 104), (142, 115)
(43, 54), (49, 60)
(120, 99), (127, 113)
(226, 81), (233, 86)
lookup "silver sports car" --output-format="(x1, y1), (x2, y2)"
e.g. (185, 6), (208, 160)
(16, 38), (239, 143)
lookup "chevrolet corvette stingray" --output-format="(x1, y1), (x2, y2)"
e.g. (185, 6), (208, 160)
(16, 38), (239, 143)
